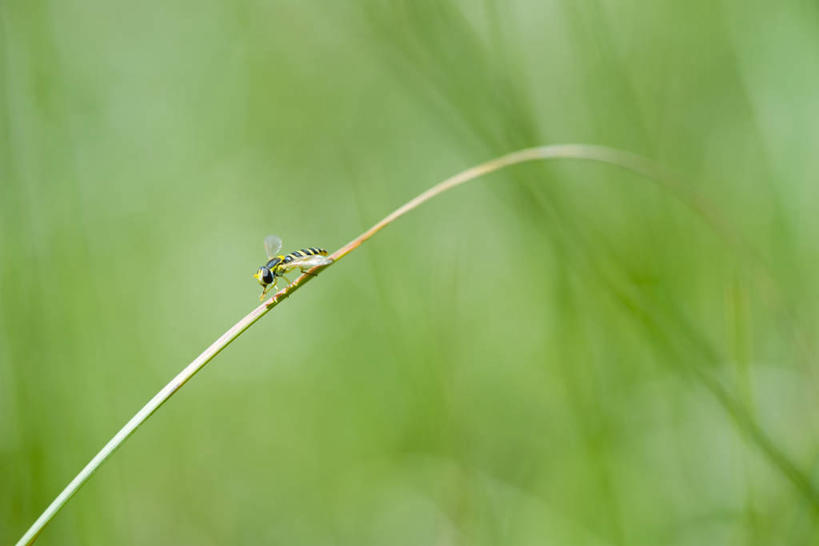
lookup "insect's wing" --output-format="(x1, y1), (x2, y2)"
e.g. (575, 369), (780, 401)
(263, 235), (283, 259)
(289, 255), (333, 269)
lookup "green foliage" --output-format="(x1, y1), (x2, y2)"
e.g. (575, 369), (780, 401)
(2, 0), (818, 544)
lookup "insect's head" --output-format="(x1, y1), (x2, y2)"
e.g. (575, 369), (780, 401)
(254, 266), (274, 286)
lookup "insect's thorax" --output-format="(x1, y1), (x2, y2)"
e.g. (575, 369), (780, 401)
(265, 256), (284, 271)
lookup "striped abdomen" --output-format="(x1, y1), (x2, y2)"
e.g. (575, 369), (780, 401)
(283, 247), (327, 262)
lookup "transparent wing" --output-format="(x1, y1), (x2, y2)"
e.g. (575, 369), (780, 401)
(263, 235), (283, 259)
(287, 255), (333, 270)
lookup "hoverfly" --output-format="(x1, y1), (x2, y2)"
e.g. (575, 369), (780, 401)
(253, 235), (332, 300)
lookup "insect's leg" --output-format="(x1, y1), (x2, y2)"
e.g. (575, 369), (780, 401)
(259, 279), (278, 301)
(277, 264), (298, 285)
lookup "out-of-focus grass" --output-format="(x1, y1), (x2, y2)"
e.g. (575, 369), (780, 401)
(2, 0), (819, 544)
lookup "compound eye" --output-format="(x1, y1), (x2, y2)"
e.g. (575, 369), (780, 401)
(262, 268), (274, 284)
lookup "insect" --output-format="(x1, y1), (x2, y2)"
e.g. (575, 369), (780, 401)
(253, 235), (332, 300)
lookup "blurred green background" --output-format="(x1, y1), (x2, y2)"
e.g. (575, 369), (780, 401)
(2, 0), (819, 544)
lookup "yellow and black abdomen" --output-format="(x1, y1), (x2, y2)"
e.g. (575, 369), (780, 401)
(284, 247), (328, 261)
